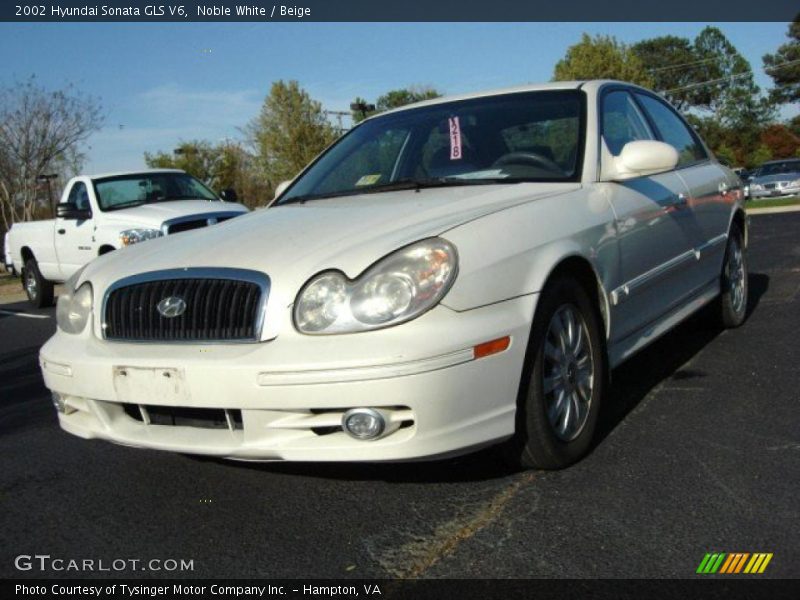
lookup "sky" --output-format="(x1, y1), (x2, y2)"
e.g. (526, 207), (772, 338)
(0, 22), (796, 174)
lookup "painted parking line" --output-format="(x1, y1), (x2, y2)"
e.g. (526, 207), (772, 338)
(0, 309), (50, 319)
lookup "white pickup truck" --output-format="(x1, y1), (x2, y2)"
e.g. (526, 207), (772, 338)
(6, 169), (248, 307)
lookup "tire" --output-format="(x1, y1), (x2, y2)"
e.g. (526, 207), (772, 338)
(711, 225), (748, 329)
(506, 275), (606, 470)
(23, 257), (54, 308)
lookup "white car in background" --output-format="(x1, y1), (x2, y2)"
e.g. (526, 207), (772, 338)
(6, 169), (248, 307)
(41, 81), (748, 469)
(747, 158), (800, 199)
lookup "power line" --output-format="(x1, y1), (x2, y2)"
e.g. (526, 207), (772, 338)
(659, 58), (800, 94)
(647, 57), (718, 73)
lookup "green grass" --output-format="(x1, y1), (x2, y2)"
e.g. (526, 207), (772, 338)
(746, 195), (800, 209)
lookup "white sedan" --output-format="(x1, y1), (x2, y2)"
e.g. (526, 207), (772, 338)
(41, 80), (748, 469)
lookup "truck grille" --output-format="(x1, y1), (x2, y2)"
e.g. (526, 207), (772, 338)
(103, 269), (269, 342)
(167, 216), (235, 235)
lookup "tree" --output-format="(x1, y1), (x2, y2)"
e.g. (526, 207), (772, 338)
(553, 34), (655, 87)
(693, 27), (774, 129)
(144, 140), (272, 208)
(750, 144), (773, 166)
(763, 16), (800, 105)
(631, 36), (713, 111)
(351, 86), (442, 124)
(0, 77), (103, 231)
(245, 80), (337, 190)
(145, 140), (220, 184)
(760, 124), (800, 159)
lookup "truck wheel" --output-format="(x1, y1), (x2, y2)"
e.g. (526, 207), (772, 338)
(23, 258), (55, 308)
(506, 275), (606, 470)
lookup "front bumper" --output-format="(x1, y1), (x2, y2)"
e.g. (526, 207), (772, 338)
(749, 185), (800, 199)
(41, 295), (537, 461)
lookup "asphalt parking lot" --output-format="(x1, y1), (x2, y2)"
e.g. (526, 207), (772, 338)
(0, 212), (798, 580)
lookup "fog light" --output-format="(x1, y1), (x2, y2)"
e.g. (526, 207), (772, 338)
(51, 392), (76, 415)
(342, 408), (385, 440)
(51, 392), (66, 413)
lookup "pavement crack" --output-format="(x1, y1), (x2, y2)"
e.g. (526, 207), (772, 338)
(371, 472), (537, 578)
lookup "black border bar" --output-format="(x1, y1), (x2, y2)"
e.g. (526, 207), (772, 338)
(5, 579), (800, 600)
(2, 0), (799, 22)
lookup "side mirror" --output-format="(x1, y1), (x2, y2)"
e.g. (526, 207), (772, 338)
(273, 180), (292, 200)
(607, 140), (679, 181)
(220, 188), (238, 202)
(56, 203), (92, 220)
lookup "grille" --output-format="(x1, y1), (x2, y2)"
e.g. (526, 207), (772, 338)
(123, 403), (243, 431)
(167, 216), (234, 235)
(764, 183), (777, 190)
(104, 273), (265, 342)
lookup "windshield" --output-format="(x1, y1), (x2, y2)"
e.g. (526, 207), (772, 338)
(757, 161), (800, 177)
(278, 90), (585, 204)
(94, 172), (219, 211)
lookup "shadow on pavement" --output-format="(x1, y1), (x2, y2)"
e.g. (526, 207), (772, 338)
(210, 272), (770, 483)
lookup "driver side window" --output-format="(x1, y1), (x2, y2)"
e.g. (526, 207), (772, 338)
(66, 182), (90, 210)
(602, 90), (653, 156)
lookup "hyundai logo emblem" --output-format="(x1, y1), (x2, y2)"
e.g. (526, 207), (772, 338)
(156, 296), (187, 318)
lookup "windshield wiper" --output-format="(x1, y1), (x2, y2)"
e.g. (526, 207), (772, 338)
(105, 200), (146, 211)
(280, 177), (515, 205)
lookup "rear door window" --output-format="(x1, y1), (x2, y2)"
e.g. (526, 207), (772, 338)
(635, 93), (707, 167)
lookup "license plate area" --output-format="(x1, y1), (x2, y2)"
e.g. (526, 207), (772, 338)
(112, 366), (190, 404)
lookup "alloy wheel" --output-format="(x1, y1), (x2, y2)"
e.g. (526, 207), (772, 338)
(542, 305), (595, 442)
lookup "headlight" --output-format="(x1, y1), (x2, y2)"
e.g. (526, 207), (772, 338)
(791, 179), (800, 187)
(751, 184), (763, 191)
(294, 238), (458, 334)
(119, 228), (163, 246)
(56, 269), (93, 334)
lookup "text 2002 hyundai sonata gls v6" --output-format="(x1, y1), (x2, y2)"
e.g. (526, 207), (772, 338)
(41, 80), (748, 469)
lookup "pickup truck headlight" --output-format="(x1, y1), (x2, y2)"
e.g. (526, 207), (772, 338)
(120, 228), (163, 246)
(294, 238), (458, 334)
(56, 269), (93, 334)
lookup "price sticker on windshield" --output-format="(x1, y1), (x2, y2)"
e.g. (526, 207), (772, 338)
(449, 116), (462, 160)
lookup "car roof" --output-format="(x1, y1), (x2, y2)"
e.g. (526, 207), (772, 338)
(759, 158), (800, 165)
(370, 80), (648, 119)
(87, 169), (186, 180)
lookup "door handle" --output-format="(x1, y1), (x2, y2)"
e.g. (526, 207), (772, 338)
(57, 229), (66, 234)
(718, 181), (729, 195)
(671, 193), (688, 208)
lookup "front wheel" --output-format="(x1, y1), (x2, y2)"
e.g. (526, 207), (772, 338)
(506, 276), (606, 470)
(712, 225), (748, 329)
(23, 258), (55, 308)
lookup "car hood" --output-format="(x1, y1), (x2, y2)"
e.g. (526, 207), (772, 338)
(752, 173), (800, 184)
(99, 199), (248, 229)
(83, 182), (578, 325)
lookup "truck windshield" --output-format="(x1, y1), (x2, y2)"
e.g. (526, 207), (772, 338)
(278, 90), (585, 205)
(94, 172), (218, 211)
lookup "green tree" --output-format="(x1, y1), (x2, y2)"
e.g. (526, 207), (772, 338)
(246, 80), (338, 188)
(750, 144), (773, 166)
(145, 140), (219, 184)
(714, 144), (737, 166)
(693, 27), (774, 129)
(351, 86), (442, 124)
(553, 34), (655, 87)
(144, 140), (271, 208)
(763, 16), (800, 105)
(631, 36), (713, 111)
